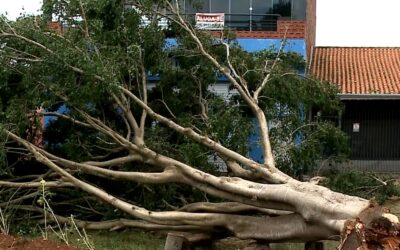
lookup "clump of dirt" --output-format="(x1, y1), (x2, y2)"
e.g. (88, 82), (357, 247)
(0, 234), (80, 250)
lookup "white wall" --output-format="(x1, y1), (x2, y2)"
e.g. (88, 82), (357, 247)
(316, 0), (400, 47)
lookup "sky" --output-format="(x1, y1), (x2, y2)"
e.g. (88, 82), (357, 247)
(0, 0), (42, 20)
(316, 0), (400, 47)
(2, 0), (400, 47)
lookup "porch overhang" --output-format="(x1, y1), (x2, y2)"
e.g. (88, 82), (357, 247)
(339, 94), (400, 100)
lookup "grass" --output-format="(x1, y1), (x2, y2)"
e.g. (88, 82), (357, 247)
(21, 229), (165, 250)
(11, 199), (400, 249)
(71, 230), (165, 250)
(64, 230), (338, 250)
(27, 196), (400, 250)
(20, 228), (343, 250)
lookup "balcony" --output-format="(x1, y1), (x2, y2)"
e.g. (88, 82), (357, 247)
(183, 13), (281, 32)
(181, 13), (305, 39)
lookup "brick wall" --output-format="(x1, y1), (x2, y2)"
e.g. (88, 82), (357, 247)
(277, 20), (305, 38)
(306, 0), (316, 64)
(47, 21), (63, 33)
(230, 20), (305, 39)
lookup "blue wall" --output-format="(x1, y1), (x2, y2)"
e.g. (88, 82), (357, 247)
(237, 38), (306, 57)
(166, 38), (306, 57)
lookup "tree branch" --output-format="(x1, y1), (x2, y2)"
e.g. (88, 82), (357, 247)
(120, 86), (290, 184)
(253, 39), (286, 102)
(44, 112), (92, 128)
(83, 155), (144, 167)
(180, 202), (292, 216)
(161, 4), (277, 168)
(0, 180), (73, 188)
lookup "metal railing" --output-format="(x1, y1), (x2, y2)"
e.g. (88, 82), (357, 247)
(183, 13), (281, 32)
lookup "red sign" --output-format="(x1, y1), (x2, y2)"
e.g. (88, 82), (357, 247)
(195, 13), (225, 30)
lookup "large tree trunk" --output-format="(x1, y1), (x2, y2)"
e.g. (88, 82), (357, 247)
(1, 1), (399, 248)
(6, 130), (399, 247)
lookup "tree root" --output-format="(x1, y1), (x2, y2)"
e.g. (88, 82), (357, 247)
(339, 205), (400, 249)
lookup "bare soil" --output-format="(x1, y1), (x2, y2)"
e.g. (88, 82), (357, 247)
(0, 234), (79, 250)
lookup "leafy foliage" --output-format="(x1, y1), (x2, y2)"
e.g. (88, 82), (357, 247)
(323, 170), (400, 204)
(0, 0), (350, 222)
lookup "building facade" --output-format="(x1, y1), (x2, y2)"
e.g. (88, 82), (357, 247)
(307, 1), (400, 171)
(175, 0), (309, 164)
(176, 0), (306, 39)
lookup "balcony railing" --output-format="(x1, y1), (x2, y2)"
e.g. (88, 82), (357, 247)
(182, 13), (281, 32)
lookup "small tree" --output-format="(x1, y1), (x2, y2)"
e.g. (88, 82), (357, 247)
(0, 0), (399, 247)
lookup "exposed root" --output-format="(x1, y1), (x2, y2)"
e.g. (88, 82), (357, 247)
(339, 205), (400, 249)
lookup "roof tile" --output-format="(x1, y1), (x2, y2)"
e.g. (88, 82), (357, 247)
(310, 47), (400, 94)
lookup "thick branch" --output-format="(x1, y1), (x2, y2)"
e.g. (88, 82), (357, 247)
(44, 112), (92, 128)
(5, 130), (369, 233)
(179, 174), (295, 212)
(120, 86), (290, 184)
(83, 155), (144, 167)
(45, 216), (211, 232)
(0, 180), (73, 188)
(40, 151), (179, 184)
(180, 202), (292, 216)
(253, 39), (285, 102)
(112, 93), (141, 143)
(224, 159), (260, 180)
(138, 50), (148, 141)
(0, 192), (39, 207)
(38, 147), (295, 212)
(6, 130), (294, 215)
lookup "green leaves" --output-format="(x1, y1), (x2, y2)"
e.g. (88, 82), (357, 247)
(323, 171), (400, 204)
(0, 0), (352, 216)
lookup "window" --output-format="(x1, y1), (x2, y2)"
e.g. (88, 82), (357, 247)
(178, 0), (185, 13)
(272, 0), (291, 17)
(179, 0), (305, 30)
(185, 0), (210, 13)
(252, 0), (273, 28)
(292, 0), (306, 19)
(210, 0), (229, 13)
(252, 0), (273, 15)
(229, 0), (250, 30)
(230, 0), (249, 14)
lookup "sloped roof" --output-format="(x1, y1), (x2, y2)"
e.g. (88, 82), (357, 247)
(309, 47), (400, 94)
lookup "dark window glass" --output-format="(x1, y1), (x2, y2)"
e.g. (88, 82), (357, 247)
(272, 0), (291, 17)
(231, 0), (249, 14)
(252, 0), (272, 15)
(253, 0), (279, 31)
(230, 0), (250, 30)
(292, 0), (306, 19)
(185, 0), (210, 13)
(252, 0), (273, 27)
(178, 0), (185, 13)
(210, 0), (229, 13)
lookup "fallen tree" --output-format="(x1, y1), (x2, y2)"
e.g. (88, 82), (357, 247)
(0, 0), (399, 247)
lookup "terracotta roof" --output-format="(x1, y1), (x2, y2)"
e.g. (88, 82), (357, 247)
(309, 47), (400, 94)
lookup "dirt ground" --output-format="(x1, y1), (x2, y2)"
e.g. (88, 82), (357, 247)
(0, 234), (79, 250)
